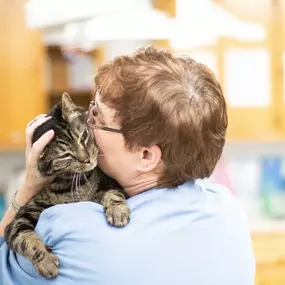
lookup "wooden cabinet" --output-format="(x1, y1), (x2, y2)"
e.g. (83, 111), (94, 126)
(225, 0), (284, 142)
(0, 0), (46, 150)
(217, 39), (281, 142)
(45, 47), (107, 110)
(253, 232), (285, 285)
(0, 1), (104, 150)
(45, 46), (95, 110)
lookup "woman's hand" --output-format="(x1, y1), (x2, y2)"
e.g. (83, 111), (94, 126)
(17, 114), (55, 205)
(0, 115), (55, 236)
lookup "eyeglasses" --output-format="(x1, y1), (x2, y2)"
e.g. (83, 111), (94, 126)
(87, 100), (123, 134)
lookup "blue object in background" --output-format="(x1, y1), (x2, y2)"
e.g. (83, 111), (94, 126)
(0, 194), (6, 219)
(260, 156), (285, 219)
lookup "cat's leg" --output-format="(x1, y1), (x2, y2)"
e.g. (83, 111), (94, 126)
(4, 203), (59, 278)
(101, 190), (130, 227)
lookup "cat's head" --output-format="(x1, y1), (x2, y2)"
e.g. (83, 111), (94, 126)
(32, 93), (98, 177)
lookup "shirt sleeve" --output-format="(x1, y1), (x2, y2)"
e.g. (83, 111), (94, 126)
(0, 209), (57, 285)
(0, 202), (106, 285)
(0, 237), (4, 247)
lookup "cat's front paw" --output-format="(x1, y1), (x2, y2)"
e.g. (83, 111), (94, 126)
(105, 204), (130, 227)
(34, 251), (59, 278)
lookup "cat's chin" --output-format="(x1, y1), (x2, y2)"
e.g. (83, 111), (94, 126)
(84, 163), (97, 172)
(70, 163), (97, 174)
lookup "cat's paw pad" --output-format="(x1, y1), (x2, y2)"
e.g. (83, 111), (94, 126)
(105, 204), (130, 227)
(34, 252), (59, 279)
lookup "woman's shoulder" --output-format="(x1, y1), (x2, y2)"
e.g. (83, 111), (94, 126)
(41, 201), (104, 218)
(37, 201), (105, 232)
(6, 202), (114, 284)
(34, 202), (106, 248)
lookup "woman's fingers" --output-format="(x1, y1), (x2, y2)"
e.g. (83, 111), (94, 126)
(25, 115), (52, 150)
(26, 114), (48, 127)
(30, 130), (55, 165)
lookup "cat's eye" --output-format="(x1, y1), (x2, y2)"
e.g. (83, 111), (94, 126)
(80, 130), (88, 143)
(60, 153), (72, 159)
(92, 108), (98, 117)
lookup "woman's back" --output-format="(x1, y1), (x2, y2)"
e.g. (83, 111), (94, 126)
(1, 181), (255, 285)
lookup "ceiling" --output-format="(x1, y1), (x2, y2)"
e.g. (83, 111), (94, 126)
(221, 0), (284, 23)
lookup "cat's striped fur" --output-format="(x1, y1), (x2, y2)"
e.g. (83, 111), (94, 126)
(4, 93), (130, 279)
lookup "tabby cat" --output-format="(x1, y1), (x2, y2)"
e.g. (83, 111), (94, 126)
(4, 93), (130, 279)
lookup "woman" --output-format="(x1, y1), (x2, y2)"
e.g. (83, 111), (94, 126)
(0, 46), (255, 285)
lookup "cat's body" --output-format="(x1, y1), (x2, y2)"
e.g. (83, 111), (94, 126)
(4, 93), (130, 279)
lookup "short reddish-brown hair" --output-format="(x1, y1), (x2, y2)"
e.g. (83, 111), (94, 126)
(95, 46), (227, 187)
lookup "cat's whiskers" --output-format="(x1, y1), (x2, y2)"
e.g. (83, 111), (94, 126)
(71, 173), (77, 202)
(79, 173), (85, 200)
(75, 171), (84, 201)
(74, 172), (81, 202)
(83, 173), (92, 191)
(74, 173), (79, 202)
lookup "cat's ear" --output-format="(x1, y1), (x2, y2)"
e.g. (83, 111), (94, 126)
(61, 92), (76, 120)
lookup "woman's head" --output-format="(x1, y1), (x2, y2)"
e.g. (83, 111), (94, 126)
(92, 46), (227, 189)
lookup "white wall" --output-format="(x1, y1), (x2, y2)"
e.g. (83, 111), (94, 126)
(103, 40), (152, 61)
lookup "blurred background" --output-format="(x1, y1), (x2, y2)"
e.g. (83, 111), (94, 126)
(1, 0), (285, 284)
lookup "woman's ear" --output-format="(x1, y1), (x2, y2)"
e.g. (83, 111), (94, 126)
(139, 145), (162, 172)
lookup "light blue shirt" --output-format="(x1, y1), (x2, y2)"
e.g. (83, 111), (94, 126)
(0, 181), (255, 285)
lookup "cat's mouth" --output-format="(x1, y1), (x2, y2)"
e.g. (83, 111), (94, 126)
(56, 159), (97, 176)
(60, 162), (97, 177)
(84, 162), (97, 172)
(76, 160), (97, 173)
